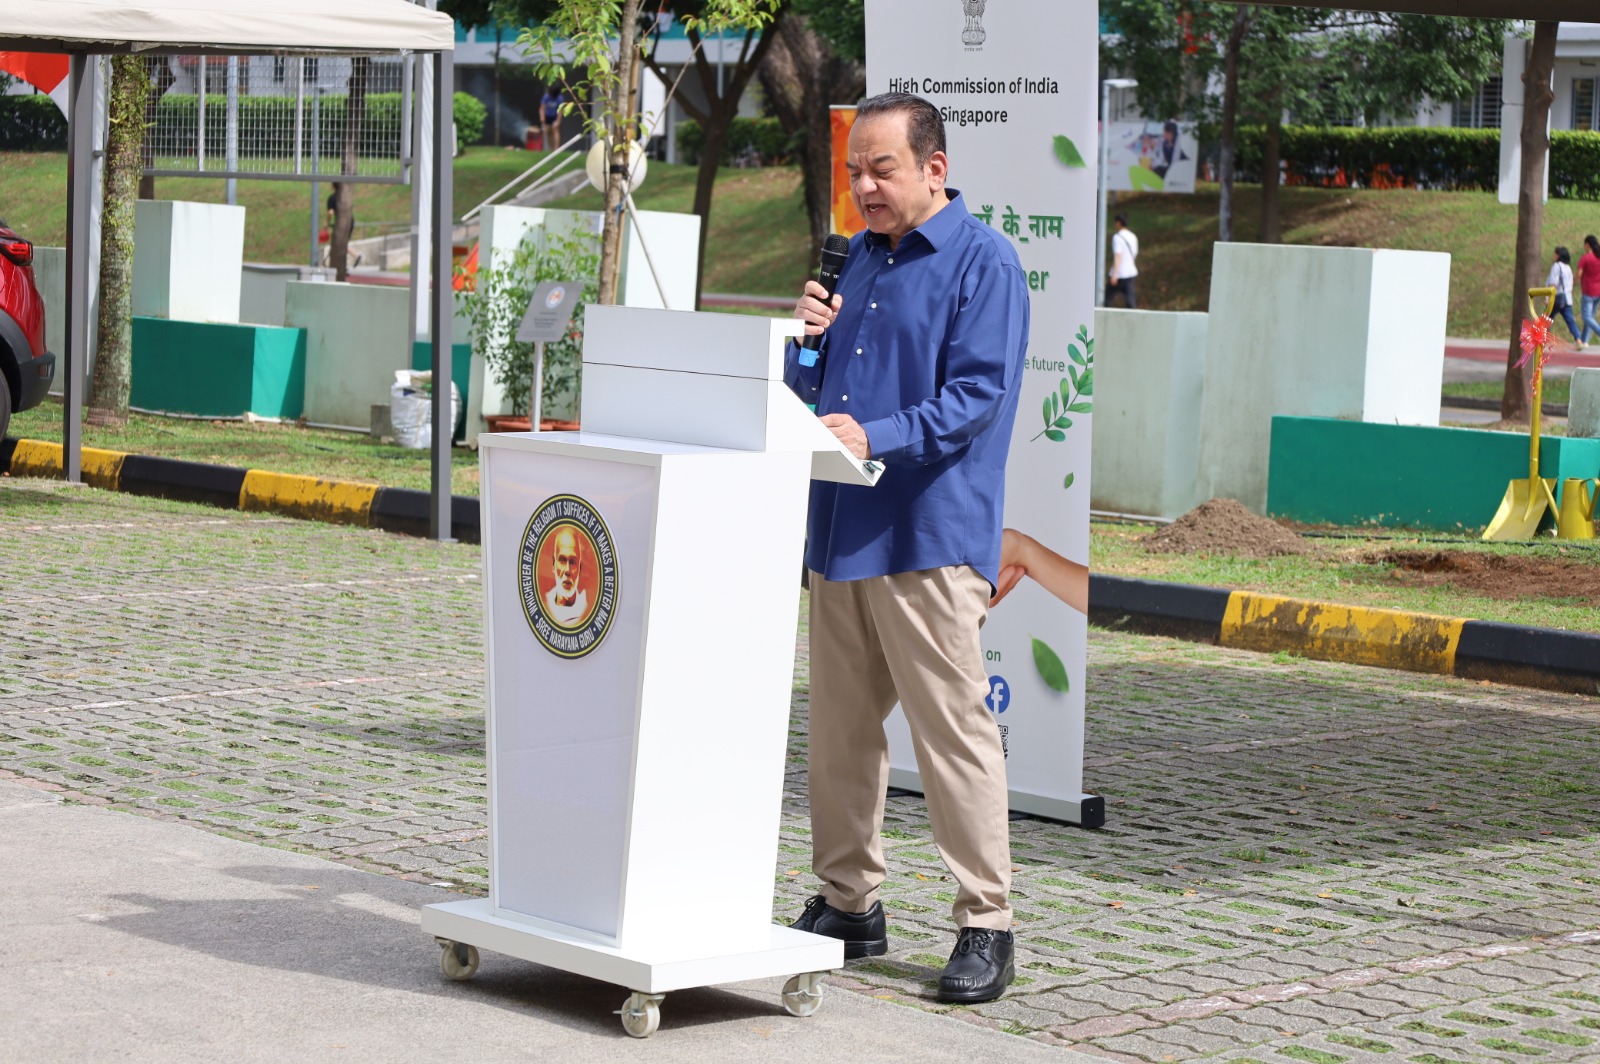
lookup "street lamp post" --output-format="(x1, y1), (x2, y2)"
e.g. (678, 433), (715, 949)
(1096, 77), (1138, 309)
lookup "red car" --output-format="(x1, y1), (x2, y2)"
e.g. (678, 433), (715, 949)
(0, 219), (55, 440)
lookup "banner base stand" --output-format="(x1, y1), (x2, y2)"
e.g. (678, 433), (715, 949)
(886, 768), (1105, 829)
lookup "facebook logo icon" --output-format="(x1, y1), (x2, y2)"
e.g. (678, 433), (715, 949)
(984, 675), (1010, 714)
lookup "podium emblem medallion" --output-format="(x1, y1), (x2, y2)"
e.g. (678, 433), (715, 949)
(518, 493), (619, 659)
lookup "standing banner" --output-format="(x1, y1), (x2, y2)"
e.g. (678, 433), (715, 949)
(865, 0), (1100, 825)
(829, 106), (867, 238)
(1106, 119), (1199, 193)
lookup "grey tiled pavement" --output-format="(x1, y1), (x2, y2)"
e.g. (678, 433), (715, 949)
(4, 478), (1599, 1063)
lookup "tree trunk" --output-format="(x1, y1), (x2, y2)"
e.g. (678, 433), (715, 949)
(758, 15), (865, 273)
(89, 55), (150, 426)
(1502, 21), (1559, 423)
(1217, 7), (1250, 243)
(329, 57), (369, 282)
(598, 0), (644, 307)
(1261, 112), (1282, 244)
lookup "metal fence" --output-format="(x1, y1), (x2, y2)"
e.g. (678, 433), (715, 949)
(141, 53), (412, 184)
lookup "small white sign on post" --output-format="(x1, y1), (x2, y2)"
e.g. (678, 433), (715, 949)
(516, 280), (581, 343)
(515, 281), (582, 427)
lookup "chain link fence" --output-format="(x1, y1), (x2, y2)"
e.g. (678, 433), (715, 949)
(141, 53), (412, 184)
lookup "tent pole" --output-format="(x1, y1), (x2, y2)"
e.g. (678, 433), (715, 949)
(63, 53), (96, 485)
(429, 49), (455, 541)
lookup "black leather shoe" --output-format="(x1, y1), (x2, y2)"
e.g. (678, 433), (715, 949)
(790, 895), (888, 959)
(937, 927), (1015, 1003)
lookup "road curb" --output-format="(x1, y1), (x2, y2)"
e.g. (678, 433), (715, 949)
(7, 436), (1595, 694)
(1, 435), (481, 543)
(1090, 574), (1600, 696)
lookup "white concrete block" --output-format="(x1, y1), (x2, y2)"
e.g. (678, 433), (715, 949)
(621, 209), (700, 312)
(240, 263), (335, 327)
(1196, 243), (1451, 513)
(1570, 367), (1600, 439)
(284, 281), (410, 430)
(132, 200), (245, 323)
(1090, 308), (1208, 519)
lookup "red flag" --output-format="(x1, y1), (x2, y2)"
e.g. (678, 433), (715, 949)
(0, 51), (71, 118)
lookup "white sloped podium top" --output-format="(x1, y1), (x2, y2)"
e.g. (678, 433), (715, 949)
(579, 305), (883, 487)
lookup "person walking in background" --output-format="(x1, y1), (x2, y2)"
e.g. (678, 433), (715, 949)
(1548, 246), (1583, 348)
(539, 87), (564, 152)
(1577, 235), (1600, 347)
(1107, 214), (1138, 309)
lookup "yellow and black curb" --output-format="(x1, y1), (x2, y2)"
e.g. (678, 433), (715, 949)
(1090, 574), (1600, 696)
(5, 436), (1596, 695)
(0, 437), (480, 543)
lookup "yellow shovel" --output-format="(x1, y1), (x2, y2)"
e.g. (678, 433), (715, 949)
(1483, 287), (1561, 541)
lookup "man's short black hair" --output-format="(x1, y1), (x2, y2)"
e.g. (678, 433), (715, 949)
(1114, 213), (1129, 227)
(855, 92), (946, 168)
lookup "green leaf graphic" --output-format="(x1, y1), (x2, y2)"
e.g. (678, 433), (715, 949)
(1067, 402), (1094, 414)
(1068, 343), (1086, 367)
(1063, 471), (1076, 490)
(1032, 637), (1071, 693)
(1053, 135), (1087, 169)
(1128, 164), (1165, 191)
(1040, 394), (1053, 428)
(1077, 369), (1094, 397)
(1044, 428), (1066, 442)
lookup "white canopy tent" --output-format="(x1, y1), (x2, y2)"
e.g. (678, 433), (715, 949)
(0, 0), (461, 539)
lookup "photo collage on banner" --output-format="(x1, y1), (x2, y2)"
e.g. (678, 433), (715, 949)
(864, 0), (1099, 823)
(1105, 119), (1200, 193)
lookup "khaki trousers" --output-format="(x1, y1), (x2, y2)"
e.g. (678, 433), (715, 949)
(807, 566), (1012, 930)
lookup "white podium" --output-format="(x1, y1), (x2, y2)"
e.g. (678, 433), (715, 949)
(421, 306), (880, 1037)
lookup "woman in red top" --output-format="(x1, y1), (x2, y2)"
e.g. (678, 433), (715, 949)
(1577, 234), (1600, 347)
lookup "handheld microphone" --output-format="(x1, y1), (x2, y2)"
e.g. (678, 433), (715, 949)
(800, 233), (851, 366)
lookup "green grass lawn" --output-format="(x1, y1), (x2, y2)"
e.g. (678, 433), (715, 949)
(0, 147), (577, 265)
(0, 148), (811, 295)
(10, 398), (1597, 632)
(16, 145), (1600, 331)
(1442, 376), (1572, 405)
(1116, 183), (1600, 340)
(1091, 520), (1600, 634)
(8, 399), (480, 496)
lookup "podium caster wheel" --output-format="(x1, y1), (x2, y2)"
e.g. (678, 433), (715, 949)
(782, 972), (824, 1017)
(618, 992), (663, 1038)
(438, 939), (479, 981)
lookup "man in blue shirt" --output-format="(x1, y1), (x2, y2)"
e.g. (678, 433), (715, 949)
(785, 92), (1030, 1005)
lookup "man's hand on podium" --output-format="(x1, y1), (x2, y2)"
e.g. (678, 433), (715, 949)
(820, 413), (871, 460)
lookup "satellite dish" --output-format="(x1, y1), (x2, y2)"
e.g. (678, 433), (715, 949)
(585, 140), (649, 194)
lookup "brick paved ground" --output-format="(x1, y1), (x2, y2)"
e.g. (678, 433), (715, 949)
(4, 478), (1598, 1063)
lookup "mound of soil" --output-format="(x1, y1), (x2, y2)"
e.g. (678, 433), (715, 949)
(1142, 498), (1309, 558)
(1376, 549), (1600, 604)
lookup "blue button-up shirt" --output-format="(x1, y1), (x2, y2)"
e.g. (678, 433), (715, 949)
(784, 190), (1030, 589)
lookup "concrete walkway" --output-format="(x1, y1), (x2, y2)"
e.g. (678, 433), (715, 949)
(3, 479), (1598, 1062)
(0, 779), (1083, 1063)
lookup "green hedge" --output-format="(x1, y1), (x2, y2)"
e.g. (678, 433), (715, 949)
(1227, 125), (1600, 201)
(452, 92), (487, 146)
(137, 92), (480, 157)
(152, 92), (405, 157)
(675, 116), (793, 166)
(1551, 131), (1600, 201)
(1232, 126), (1502, 192)
(0, 95), (68, 150)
